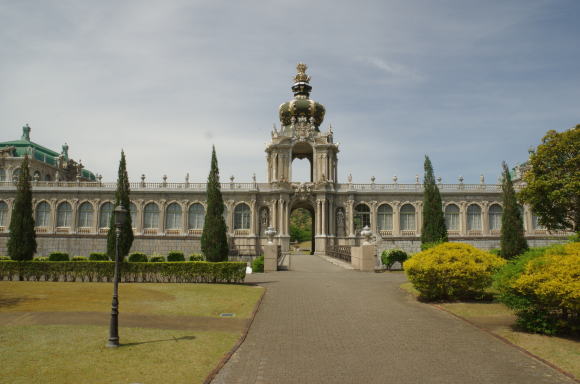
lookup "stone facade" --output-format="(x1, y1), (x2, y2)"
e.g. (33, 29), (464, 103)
(0, 64), (568, 257)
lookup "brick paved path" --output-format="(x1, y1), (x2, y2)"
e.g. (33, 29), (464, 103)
(213, 254), (574, 384)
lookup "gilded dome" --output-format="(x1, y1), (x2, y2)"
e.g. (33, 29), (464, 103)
(278, 63), (325, 128)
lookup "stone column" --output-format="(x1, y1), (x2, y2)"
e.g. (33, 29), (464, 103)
(92, 199), (100, 234)
(346, 199), (354, 237)
(249, 199), (257, 236)
(459, 202), (467, 236)
(392, 201), (400, 236)
(50, 198), (57, 233)
(415, 201), (423, 235)
(263, 243), (278, 272)
(159, 200), (166, 235)
(71, 199), (79, 234)
(370, 201), (378, 234)
(481, 202), (490, 236)
(181, 200), (189, 235)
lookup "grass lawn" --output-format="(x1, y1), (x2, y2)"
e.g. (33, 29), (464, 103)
(400, 282), (580, 380)
(0, 282), (264, 384)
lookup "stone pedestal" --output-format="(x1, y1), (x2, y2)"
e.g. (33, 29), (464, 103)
(351, 244), (376, 272)
(264, 243), (278, 272)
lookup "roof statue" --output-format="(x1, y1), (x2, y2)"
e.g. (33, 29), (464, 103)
(294, 63), (311, 83)
(21, 124), (31, 141)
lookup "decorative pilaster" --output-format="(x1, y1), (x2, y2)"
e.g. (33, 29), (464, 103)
(459, 202), (467, 236)
(392, 201), (401, 236)
(345, 199), (354, 237)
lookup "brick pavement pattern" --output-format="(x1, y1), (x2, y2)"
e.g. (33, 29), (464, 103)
(212, 254), (574, 384)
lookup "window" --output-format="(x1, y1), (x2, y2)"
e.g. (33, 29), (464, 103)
(188, 203), (205, 229)
(467, 204), (482, 231)
(377, 204), (393, 231)
(532, 213), (546, 230)
(354, 204), (371, 231)
(400, 204), (416, 231)
(35, 202), (51, 227)
(143, 203), (159, 229)
(45, 174), (52, 181)
(0, 168), (5, 181)
(33, 170), (41, 180)
(57, 202), (72, 227)
(165, 203), (182, 230)
(444, 204), (460, 231)
(488, 204), (502, 231)
(12, 168), (21, 181)
(99, 202), (114, 228)
(0, 201), (7, 226)
(129, 203), (137, 226)
(234, 203), (251, 230)
(78, 202), (94, 228)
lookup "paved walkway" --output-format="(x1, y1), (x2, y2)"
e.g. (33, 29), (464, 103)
(213, 254), (574, 384)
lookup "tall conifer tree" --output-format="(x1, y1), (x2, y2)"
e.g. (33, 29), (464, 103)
(421, 155), (448, 245)
(500, 161), (528, 258)
(7, 155), (37, 260)
(107, 151), (134, 260)
(201, 146), (229, 262)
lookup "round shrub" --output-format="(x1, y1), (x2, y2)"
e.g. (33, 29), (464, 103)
(252, 255), (264, 273)
(189, 253), (204, 261)
(494, 243), (580, 335)
(72, 256), (88, 262)
(381, 249), (408, 270)
(89, 252), (109, 261)
(404, 242), (505, 301)
(48, 252), (70, 262)
(149, 255), (165, 262)
(167, 251), (185, 262)
(128, 252), (148, 262)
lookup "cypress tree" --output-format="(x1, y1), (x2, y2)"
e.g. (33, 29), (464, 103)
(500, 161), (528, 259)
(201, 146), (229, 262)
(106, 151), (134, 260)
(421, 155), (448, 245)
(7, 155), (37, 260)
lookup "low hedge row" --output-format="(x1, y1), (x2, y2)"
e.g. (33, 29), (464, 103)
(0, 261), (246, 284)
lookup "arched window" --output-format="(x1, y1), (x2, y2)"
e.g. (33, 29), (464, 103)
(400, 204), (416, 231)
(489, 204), (503, 231)
(444, 204), (460, 231)
(33, 170), (41, 180)
(377, 204), (393, 231)
(143, 203), (160, 229)
(57, 202), (72, 227)
(0, 168), (6, 181)
(78, 202), (94, 228)
(35, 201), (51, 227)
(354, 204), (371, 231)
(0, 201), (8, 227)
(12, 168), (21, 181)
(234, 203), (251, 230)
(165, 203), (182, 230)
(99, 202), (114, 228)
(129, 202), (137, 226)
(532, 212), (545, 230)
(467, 204), (482, 231)
(188, 203), (205, 229)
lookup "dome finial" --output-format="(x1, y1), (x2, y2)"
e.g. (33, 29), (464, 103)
(294, 63), (310, 83)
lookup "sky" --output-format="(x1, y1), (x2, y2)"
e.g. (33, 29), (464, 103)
(1, 0), (579, 184)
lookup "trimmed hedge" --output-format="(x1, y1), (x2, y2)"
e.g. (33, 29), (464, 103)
(189, 253), (204, 261)
(252, 256), (264, 273)
(128, 252), (148, 262)
(89, 252), (109, 261)
(404, 242), (506, 301)
(381, 249), (408, 270)
(494, 243), (579, 335)
(0, 261), (246, 283)
(0, 256), (11, 261)
(72, 256), (88, 262)
(150, 256), (165, 262)
(48, 252), (69, 261)
(167, 251), (185, 262)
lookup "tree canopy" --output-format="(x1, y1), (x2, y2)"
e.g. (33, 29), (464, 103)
(106, 150), (134, 260)
(519, 125), (580, 233)
(500, 161), (528, 258)
(421, 155), (448, 244)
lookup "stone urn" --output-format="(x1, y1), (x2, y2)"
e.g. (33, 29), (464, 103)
(361, 225), (372, 245)
(265, 227), (277, 244)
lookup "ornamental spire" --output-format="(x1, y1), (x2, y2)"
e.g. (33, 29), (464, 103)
(294, 63), (310, 83)
(291, 62), (312, 98)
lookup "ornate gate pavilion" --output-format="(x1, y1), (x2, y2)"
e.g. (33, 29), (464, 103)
(0, 64), (567, 257)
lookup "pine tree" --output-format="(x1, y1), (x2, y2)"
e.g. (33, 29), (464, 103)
(421, 155), (448, 245)
(107, 151), (134, 260)
(500, 161), (528, 259)
(7, 155), (37, 260)
(201, 146), (229, 262)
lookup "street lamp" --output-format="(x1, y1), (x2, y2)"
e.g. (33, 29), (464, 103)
(107, 204), (127, 348)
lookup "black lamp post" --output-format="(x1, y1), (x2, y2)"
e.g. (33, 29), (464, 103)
(107, 204), (127, 348)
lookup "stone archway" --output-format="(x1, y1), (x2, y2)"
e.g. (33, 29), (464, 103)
(289, 199), (315, 255)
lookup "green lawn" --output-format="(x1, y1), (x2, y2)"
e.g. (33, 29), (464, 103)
(0, 282), (264, 384)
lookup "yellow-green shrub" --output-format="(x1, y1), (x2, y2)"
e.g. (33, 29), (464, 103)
(495, 242), (579, 335)
(404, 242), (506, 301)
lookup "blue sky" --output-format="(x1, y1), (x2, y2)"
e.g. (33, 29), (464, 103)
(1, 0), (578, 183)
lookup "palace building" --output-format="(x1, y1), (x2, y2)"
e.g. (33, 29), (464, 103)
(0, 64), (567, 257)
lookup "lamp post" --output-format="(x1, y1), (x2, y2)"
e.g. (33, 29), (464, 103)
(107, 205), (127, 348)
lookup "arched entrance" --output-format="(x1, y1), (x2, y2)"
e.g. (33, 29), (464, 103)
(289, 200), (315, 254)
(291, 142), (313, 182)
